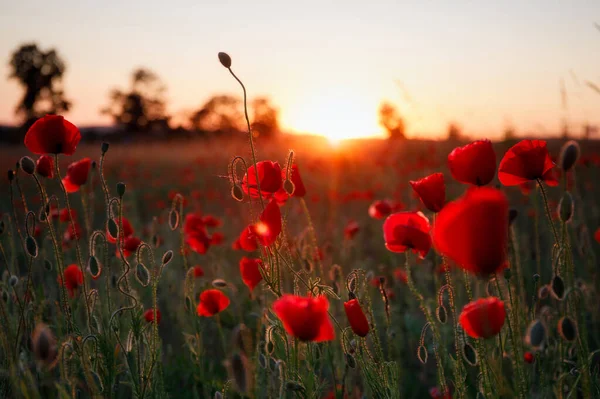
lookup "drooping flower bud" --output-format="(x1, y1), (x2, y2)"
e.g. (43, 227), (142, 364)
(218, 52), (232, 68)
(20, 156), (36, 175)
(559, 140), (580, 171)
(558, 192), (574, 223)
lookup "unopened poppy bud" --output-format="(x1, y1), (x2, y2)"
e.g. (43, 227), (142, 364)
(558, 316), (578, 342)
(559, 140), (580, 171)
(116, 182), (126, 197)
(161, 250), (173, 266)
(417, 345), (428, 364)
(9, 275), (18, 287)
(44, 260), (52, 271)
(212, 279), (228, 288)
(558, 192), (574, 223)
(7, 170), (14, 182)
(533, 274), (540, 283)
(526, 319), (547, 349)
(168, 209), (179, 230)
(231, 184), (244, 202)
(283, 179), (295, 196)
(135, 263), (150, 287)
(91, 161), (97, 169)
(550, 275), (565, 300)
(218, 52), (232, 68)
(258, 353), (267, 369)
(462, 343), (478, 366)
(503, 268), (511, 280)
(20, 156), (36, 175)
(436, 305), (447, 324)
(26, 236), (38, 258)
(101, 142), (110, 154)
(285, 381), (304, 392)
(88, 256), (101, 279)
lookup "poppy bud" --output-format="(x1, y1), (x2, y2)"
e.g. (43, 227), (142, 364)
(8, 169), (14, 182)
(283, 179), (295, 196)
(285, 381), (304, 392)
(504, 268), (511, 280)
(168, 209), (179, 230)
(44, 259), (52, 271)
(526, 319), (547, 349)
(135, 263), (150, 287)
(101, 142), (110, 154)
(116, 182), (126, 197)
(436, 305), (447, 324)
(344, 298), (370, 337)
(26, 236), (38, 258)
(20, 156), (36, 175)
(417, 345), (428, 364)
(558, 316), (578, 342)
(87, 256), (102, 279)
(9, 275), (18, 287)
(258, 353), (267, 369)
(218, 52), (232, 68)
(559, 140), (580, 171)
(463, 343), (478, 366)
(231, 184), (244, 202)
(212, 279), (228, 288)
(162, 250), (173, 266)
(345, 353), (356, 368)
(550, 275), (565, 300)
(533, 274), (540, 282)
(558, 192), (574, 223)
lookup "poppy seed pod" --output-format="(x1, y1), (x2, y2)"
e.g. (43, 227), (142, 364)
(20, 156), (36, 175)
(558, 316), (578, 342)
(559, 140), (580, 171)
(9, 275), (18, 287)
(558, 192), (574, 223)
(525, 319), (547, 349)
(101, 142), (109, 154)
(218, 52), (232, 68)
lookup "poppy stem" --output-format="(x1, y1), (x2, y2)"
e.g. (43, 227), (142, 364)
(300, 198), (324, 279)
(536, 178), (559, 245)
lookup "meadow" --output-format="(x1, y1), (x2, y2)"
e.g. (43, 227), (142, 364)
(1, 111), (600, 399)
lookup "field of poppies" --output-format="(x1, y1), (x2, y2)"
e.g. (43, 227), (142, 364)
(1, 57), (600, 399)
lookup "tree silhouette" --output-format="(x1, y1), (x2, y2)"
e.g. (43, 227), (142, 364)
(9, 43), (71, 126)
(378, 102), (405, 140)
(250, 97), (279, 138)
(447, 122), (463, 141)
(189, 95), (243, 135)
(102, 68), (170, 132)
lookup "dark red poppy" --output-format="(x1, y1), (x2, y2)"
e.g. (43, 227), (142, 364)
(36, 155), (54, 178)
(202, 215), (222, 228)
(383, 211), (431, 259)
(239, 256), (263, 292)
(184, 213), (211, 254)
(62, 158), (92, 193)
(498, 140), (558, 186)
(253, 199), (281, 246)
(192, 265), (204, 278)
(59, 208), (76, 223)
(242, 161), (283, 198)
(210, 232), (225, 245)
(369, 200), (393, 219)
(344, 220), (359, 240)
(409, 173), (446, 212)
(459, 296), (506, 339)
(197, 289), (230, 317)
(24, 115), (81, 155)
(143, 308), (162, 324)
(272, 295), (334, 342)
(433, 187), (508, 276)
(286, 164), (306, 197)
(58, 264), (83, 297)
(107, 217), (134, 244)
(595, 228), (600, 244)
(344, 298), (370, 337)
(524, 352), (534, 364)
(63, 222), (82, 242)
(121, 236), (141, 258)
(448, 139), (496, 186)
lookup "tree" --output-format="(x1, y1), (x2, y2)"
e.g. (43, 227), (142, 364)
(9, 43), (71, 126)
(189, 95), (243, 135)
(378, 102), (405, 140)
(102, 68), (170, 132)
(251, 97), (279, 138)
(447, 122), (463, 141)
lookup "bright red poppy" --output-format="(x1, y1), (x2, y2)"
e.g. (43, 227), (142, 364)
(253, 199), (281, 246)
(192, 265), (204, 278)
(143, 308), (162, 324)
(201, 215), (222, 228)
(409, 173), (446, 213)
(242, 161), (283, 198)
(448, 139), (496, 186)
(383, 211), (431, 259)
(24, 115), (81, 155)
(121, 236), (142, 258)
(239, 256), (263, 292)
(184, 213), (211, 254)
(237, 226), (259, 252)
(344, 298), (370, 337)
(524, 352), (535, 364)
(272, 295), (334, 342)
(369, 200), (393, 219)
(107, 217), (134, 244)
(498, 140), (558, 186)
(459, 297), (506, 339)
(59, 264), (84, 298)
(36, 155), (54, 178)
(344, 220), (360, 240)
(197, 289), (230, 317)
(433, 187), (508, 276)
(62, 158), (92, 193)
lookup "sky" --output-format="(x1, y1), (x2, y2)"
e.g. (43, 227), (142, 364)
(1, 0), (599, 140)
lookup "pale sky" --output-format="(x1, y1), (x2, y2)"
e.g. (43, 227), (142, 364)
(1, 0), (599, 140)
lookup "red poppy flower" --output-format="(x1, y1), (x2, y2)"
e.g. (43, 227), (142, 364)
(369, 200), (393, 219)
(383, 211), (431, 259)
(202, 215), (222, 228)
(498, 139), (558, 186)
(143, 308), (162, 324)
(344, 298), (370, 337)
(59, 208), (76, 223)
(253, 199), (281, 246)
(433, 187), (508, 276)
(409, 173), (446, 213)
(192, 265), (204, 278)
(63, 222), (82, 242)
(272, 295), (334, 342)
(210, 232), (225, 245)
(595, 228), (600, 244)
(62, 158), (92, 193)
(121, 236), (141, 258)
(459, 296), (506, 339)
(286, 164), (306, 197)
(184, 213), (211, 254)
(107, 217), (134, 244)
(239, 256), (263, 292)
(196, 289), (230, 317)
(344, 220), (360, 240)
(24, 115), (81, 155)
(238, 226), (259, 252)
(394, 268), (408, 284)
(448, 139), (496, 186)
(524, 352), (535, 364)
(36, 155), (54, 178)
(242, 161), (283, 198)
(59, 264), (84, 297)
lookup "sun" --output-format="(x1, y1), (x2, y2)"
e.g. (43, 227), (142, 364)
(282, 90), (386, 143)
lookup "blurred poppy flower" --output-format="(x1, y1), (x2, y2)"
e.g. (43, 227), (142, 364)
(595, 228), (600, 244)
(184, 213), (211, 254)
(273, 187), (290, 206)
(59, 208), (76, 223)
(210, 231), (225, 245)
(524, 351), (535, 364)
(286, 164), (306, 197)
(344, 220), (360, 240)
(459, 297), (506, 339)
(498, 140), (558, 186)
(24, 115), (81, 155)
(237, 226), (259, 252)
(121, 236), (141, 258)
(369, 200), (393, 219)
(239, 256), (263, 292)
(197, 289), (230, 317)
(344, 298), (370, 337)
(429, 387), (452, 399)
(62, 158), (92, 193)
(107, 217), (134, 244)
(36, 155), (54, 178)
(192, 265), (204, 278)
(242, 161), (282, 198)
(272, 295), (334, 342)
(253, 199), (281, 246)
(394, 268), (408, 284)
(143, 308), (162, 324)
(433, 187), (508, 276)
(409, 173), (446, 212)
(59, 264), (83, 297)
(383, 211), (431, 259)
(448, 139), (496, 186)
(202, 215), (222, 228)
(63, 222), (82, 242)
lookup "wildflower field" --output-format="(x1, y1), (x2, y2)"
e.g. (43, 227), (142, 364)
(1, 56), (600, 399)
